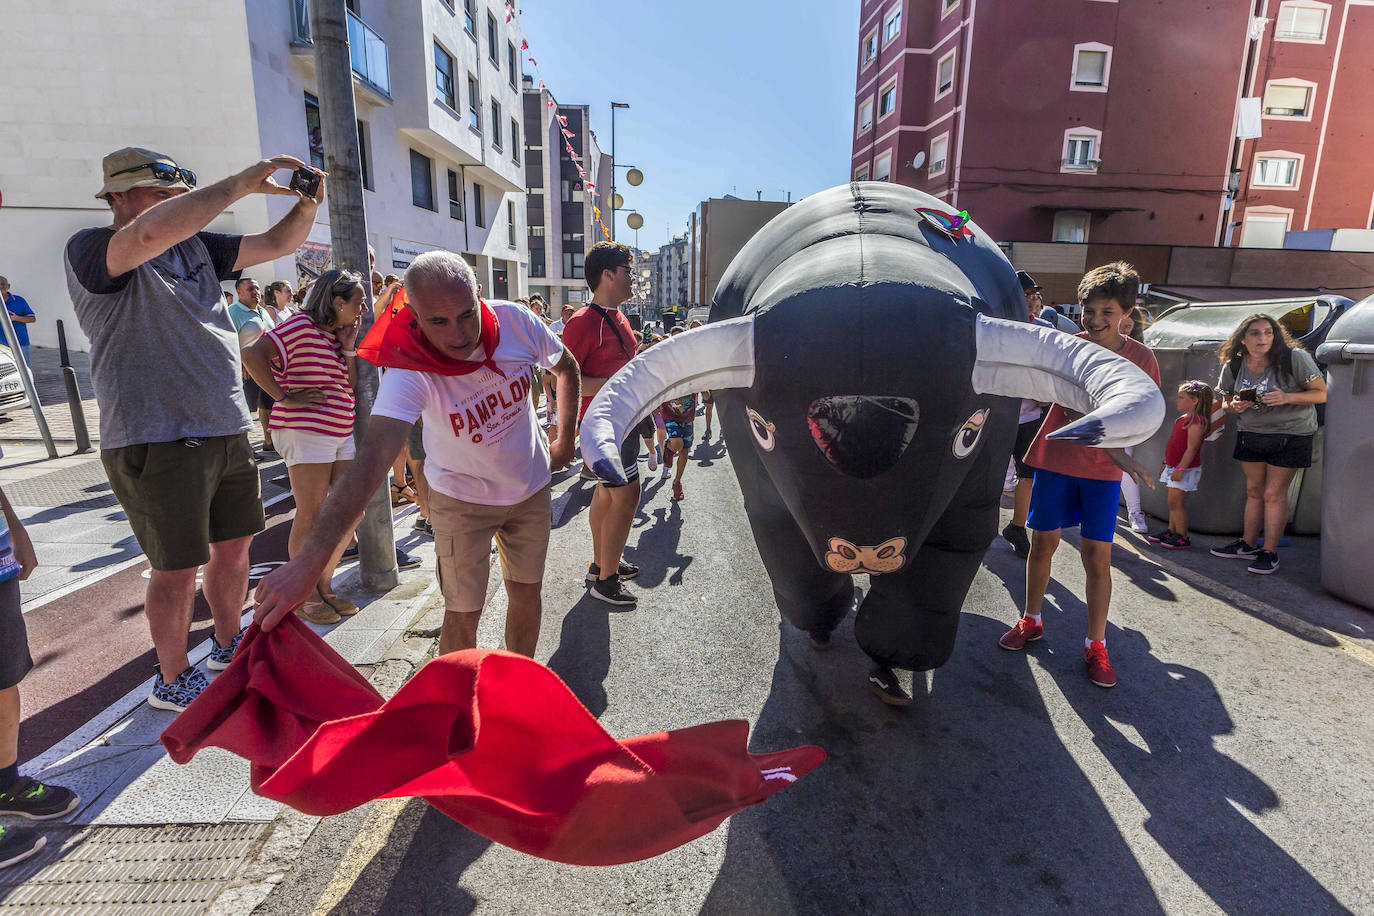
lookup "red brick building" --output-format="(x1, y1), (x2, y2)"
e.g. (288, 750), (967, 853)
(851, 0), (1374, 249)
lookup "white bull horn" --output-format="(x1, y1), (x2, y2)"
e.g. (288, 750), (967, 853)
(971, 314), (1165, 448)
(582, 316), (756, 484)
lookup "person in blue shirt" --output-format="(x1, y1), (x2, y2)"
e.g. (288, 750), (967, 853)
(0, 277), (35, 367)
(0, 446), (80, 869)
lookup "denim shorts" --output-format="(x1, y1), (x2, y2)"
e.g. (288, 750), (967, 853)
(1027, 468), (1123, 543)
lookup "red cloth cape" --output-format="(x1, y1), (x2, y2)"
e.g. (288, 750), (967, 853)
(357, 288), (504, 376)
(161, 615), (823, 866)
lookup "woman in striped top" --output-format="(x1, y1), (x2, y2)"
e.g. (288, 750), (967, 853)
(243, 270), (364, 626)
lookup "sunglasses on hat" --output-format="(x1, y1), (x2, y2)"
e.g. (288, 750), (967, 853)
(109, 161), (197, 188)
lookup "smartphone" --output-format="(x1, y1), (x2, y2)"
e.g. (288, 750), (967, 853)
(1236, 388), (1259, 403)
(288, 167), (322, 198)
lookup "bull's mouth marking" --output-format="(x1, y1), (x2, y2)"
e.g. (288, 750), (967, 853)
(824, 536), (908, 574)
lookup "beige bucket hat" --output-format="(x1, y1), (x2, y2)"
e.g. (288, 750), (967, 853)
(95, 147), (196, 199)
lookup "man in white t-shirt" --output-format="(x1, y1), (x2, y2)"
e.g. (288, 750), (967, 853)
(254, 252), (580, 656)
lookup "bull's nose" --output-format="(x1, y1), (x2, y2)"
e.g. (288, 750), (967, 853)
(807, 396), (919, 478)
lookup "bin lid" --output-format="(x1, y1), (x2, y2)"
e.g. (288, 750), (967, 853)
(1144, 297), (1347, 350)
(1315, 294), (1374, 365)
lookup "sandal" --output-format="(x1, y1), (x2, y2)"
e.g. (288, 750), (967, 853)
(321, 592), (359, 616)
(391, 482), (416, 506)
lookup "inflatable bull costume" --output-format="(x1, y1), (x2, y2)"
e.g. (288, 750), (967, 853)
(583, 183), (1163, 701)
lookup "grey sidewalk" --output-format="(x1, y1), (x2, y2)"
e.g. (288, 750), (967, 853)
(0, 345), (99, 445)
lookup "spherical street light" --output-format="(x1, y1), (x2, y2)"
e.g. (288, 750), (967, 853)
(625, 168), (644, 187)
(613, 192), (625, 210)
(626, 212), (644, 230)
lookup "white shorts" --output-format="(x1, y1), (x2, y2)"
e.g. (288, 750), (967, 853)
(1160, 466), (1202, 492)
(274, 427), (357, 467)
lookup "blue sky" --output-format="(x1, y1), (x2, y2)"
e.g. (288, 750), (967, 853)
(519, 0), (861, 251)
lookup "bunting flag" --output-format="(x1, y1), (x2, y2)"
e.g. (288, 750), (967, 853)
(505, 1), (516, 23)
(521, 18), (614, 240)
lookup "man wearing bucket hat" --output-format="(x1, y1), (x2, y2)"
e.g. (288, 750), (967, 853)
(63, 147), (325, 712)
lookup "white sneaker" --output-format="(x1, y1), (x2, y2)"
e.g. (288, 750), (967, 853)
(647, 445), (659, 471)
(661, 463), (672, 480)
(1129, 511), (1149, 534)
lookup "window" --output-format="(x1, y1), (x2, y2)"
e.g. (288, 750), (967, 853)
(874, 151), (892, 182)
(487, 12), (498, 64)
(410, 149), (435, 211)
(447, 169), (462, 219)
(1263, 81), (1314, 118)
(1240, 208), (1292, 248)
(345, 0), (359, 13)
(863, 31), (878, 63)
(508, 201), (517, 247)
(936, 49), (957, 99)
(491, 100), (502, 148)
(1276, 2), (1328, 41)
(434, 42), (456, 109)
(468, 76), (481, 130)
(473, 182), (485, 227)
(858, 99), (874, 133)
(929, 133), (949, 177)
(883, 6), (901, 45)
(511, 119), (521, 162)
(879, 80), (897, 117)
(357, 120), (372, 190)
(1071, 44), (1111, 90)
(563, 251), (585, 279)
(530, 255), (545, 278)
(1253, 153), (1301, 188)
(1061, 127), (1102, 171)
(855, 164), (870, 181)
(1053, 211), (1090, 243)
(463, 0), (476, 35)
(304, 93), (324, 169)
(529, 225), (545, 237)
(942, 0), (959, 14)
(508, 42), (518, 86)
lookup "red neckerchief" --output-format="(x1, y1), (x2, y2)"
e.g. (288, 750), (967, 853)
(357, 290), (504, 377)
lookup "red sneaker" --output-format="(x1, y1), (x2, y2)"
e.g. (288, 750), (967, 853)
(998, 616), (1043, 650)
(1085, 641), (1117, 688)
(671, 480), (684, 501)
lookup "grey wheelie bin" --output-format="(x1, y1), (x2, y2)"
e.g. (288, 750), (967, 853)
(1315, 296), (1374, 610)
(1140, 296), (1351, 534)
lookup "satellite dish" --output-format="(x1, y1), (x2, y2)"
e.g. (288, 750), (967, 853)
(626, 168), (644, 187)
(613, 192), (625, 210)
(626, 212), (644, 230)
(911, 152), (926, 169)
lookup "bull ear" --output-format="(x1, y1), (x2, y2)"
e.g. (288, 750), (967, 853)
(970, 314), (1164, 448)
(581, 317), (756, 484)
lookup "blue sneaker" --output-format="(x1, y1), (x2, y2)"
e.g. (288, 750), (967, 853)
(0, 824), (45, 870)
(148, 666), (208, 712)
(205, 629), (245, 671)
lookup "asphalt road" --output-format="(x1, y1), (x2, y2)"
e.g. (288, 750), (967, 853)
(254, 435), (1372, 915)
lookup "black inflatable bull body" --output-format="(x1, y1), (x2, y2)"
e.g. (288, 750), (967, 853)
(583, 183), (1163, 677)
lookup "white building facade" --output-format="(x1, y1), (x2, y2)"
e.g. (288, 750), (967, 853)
(0, 0), (529, 351)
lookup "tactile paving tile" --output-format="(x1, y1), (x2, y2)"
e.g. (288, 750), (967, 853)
(0, 823), (267, 913)
(3, 460), (119, 509)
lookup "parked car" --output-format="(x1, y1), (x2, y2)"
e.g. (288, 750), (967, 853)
(0, 345), (30, 415)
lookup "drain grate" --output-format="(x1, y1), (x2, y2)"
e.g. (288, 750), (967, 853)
(0, 822), (268, 913)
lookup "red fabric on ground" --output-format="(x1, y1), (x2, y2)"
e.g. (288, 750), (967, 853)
(161, 616), (823, 866)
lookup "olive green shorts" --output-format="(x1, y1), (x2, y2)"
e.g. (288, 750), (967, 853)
(101, 434), (265, 571)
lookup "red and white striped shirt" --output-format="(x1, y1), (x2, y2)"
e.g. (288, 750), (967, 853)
(265, 312), (354, 437)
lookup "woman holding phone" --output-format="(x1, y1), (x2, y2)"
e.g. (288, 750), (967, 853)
(1209, 314), (1326, 575)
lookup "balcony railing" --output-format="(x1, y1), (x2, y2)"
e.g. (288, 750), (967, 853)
(1276, 28), (1324, 40)
(291, 1), (390, 98)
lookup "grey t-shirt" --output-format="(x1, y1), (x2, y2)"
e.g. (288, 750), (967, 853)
(64, 227), (252, 448)
(1217, 348), (1322, 435)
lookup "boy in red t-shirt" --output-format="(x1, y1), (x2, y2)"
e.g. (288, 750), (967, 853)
(560, 242), (643, 607)
(997, 262), (1161, 688)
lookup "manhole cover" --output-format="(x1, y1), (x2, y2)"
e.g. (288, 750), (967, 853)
(0, 822), (268, 913)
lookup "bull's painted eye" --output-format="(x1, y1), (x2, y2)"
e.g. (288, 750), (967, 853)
(747, 407), (776, 451)
(952, 409), (988, 459)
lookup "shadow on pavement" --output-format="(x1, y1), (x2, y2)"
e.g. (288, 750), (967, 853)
(546, 593), (615, 719)
(701, 612), (1165, 914)
(625, 505), (691, 588)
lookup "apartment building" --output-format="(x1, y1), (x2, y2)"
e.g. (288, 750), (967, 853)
(521, 79), (613, 310)
(0, 0), (528, 350)
(851, 0), (1374, 249)
(687, 197), (790, 306)
(655, 236), (690, 314)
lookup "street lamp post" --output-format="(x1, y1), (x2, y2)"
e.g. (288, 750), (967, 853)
(610, 101), (629, 240)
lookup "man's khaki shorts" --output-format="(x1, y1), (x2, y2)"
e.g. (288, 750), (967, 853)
(102, 434), (264, 571)
(429, 486), (552, 613)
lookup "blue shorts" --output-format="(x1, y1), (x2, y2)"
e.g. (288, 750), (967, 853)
(1027, 469), (1122, 543)
(664, 420), (694, 449)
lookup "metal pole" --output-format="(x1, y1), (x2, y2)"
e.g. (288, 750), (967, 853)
(56, 320), (71, 369)
(610, 105), (616, 242)
(308, 0), (397, 590)
(0, 302), (56, 459)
